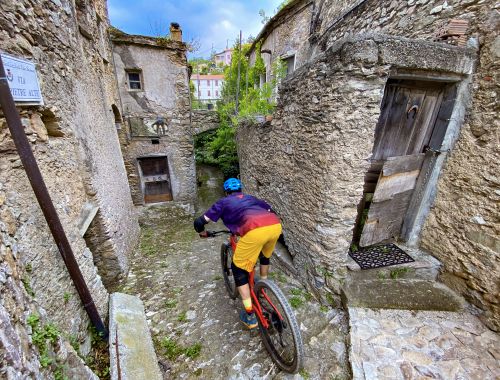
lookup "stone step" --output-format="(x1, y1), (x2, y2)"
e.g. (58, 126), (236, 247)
(341, 278), (465, 312)
(109, 293), (163, 380)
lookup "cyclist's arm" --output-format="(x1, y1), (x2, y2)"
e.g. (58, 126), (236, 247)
(194, 199), (223, 233)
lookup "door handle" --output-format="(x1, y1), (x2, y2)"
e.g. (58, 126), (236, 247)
(407, 105), (419, 119)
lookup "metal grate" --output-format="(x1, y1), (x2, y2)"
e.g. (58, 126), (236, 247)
(349, 243), (414, 270)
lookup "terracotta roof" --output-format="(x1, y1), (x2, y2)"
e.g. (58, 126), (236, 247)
(191, 74), (225, 79)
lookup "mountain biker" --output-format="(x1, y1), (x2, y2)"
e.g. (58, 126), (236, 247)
(194, 178), (282, 329)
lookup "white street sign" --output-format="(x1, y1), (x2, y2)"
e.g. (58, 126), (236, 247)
(1, 53), (43, 105)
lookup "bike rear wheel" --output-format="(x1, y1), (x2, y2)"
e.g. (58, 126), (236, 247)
(220, 243), (238, 299)
(254, 279), (304, 374)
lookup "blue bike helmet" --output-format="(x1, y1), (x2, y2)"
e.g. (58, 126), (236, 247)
(223, 178), (242, 192)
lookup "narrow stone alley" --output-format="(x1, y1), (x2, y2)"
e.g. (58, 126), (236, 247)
(120, 166), (350, 379)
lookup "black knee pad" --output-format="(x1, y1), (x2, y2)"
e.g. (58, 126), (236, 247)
(231, 262), (249, 287)
(259, 254), (270, 266)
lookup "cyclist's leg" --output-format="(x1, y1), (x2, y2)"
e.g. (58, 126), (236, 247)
(260, 224), (282, 278)
(233, 227), (270, 324)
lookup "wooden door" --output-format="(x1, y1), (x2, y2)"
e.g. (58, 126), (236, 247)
(359, 80), (446, 247)
(139, 157), (173, 203)
(360, 154), (425, 246)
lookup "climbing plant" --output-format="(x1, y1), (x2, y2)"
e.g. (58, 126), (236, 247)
(194, 38), (286, 179)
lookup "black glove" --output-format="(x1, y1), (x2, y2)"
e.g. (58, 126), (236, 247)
(194, 215), (208, 233)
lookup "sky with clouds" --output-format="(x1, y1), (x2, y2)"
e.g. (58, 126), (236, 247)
(107, 0), (284, 58)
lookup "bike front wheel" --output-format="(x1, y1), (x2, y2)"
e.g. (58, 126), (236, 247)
(254, 279), (304, 374)
(220, 243), (238, 299)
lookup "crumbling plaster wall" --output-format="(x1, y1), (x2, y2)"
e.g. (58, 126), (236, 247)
(311, 0), (499, 331)
(113, 41), (196, 205)
(0, 0), (139, 377)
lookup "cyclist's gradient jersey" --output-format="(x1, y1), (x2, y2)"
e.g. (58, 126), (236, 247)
(204, 192), (280, 237)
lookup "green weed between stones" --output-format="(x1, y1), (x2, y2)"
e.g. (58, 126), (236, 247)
(320, 305), (329, 313)
(85, 326), (110, 379)
(160, 337), (202, 360)
(377, 271), (387, 280)
(27, 314), (59, 368)
(326, 293), (336, 307)
(390, 267), (412, 279)
(289, 296), (304, 309)
(22, 277), (35, 297)
(299, 368), (311, 379)
(269, 271), (286, 283)
(165, 299), (178, 309)
(212, 274), (223, 281)
(140, 227), (157, 256)
(177, 311), (188, 322)
(27, 314), (72, 379)
(63, 292), (71, 304)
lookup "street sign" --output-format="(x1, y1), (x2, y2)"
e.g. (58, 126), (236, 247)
(1, 53), (43, 105)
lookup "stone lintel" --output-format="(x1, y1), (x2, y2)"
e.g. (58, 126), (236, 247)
(109, 293), (162, 380)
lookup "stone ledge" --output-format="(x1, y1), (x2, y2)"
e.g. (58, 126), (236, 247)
(109, 293), (162, 380)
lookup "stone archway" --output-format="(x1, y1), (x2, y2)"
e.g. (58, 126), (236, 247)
(112, 104), (122, 129)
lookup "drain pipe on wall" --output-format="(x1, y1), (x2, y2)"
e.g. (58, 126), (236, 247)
(0, 57), (108, 338)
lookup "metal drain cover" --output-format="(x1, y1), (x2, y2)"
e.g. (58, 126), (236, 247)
(349, 243), (414, 269)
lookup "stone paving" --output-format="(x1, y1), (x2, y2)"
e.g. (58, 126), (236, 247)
(348, 307), (500, 380)
(119, 167), (350, 379)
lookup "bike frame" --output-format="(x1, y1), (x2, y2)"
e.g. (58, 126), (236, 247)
(229, 234), (284, 330)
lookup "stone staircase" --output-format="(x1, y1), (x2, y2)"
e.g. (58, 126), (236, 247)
(341, 245), (499, 380)
(342, 244), (464, 312)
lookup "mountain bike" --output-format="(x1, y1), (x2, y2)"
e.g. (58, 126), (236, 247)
(203, 230), (304, 374)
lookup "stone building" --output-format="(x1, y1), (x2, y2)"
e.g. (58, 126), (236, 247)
(0, 0), (139, 378)
(111, 26), (196, 206)
(239, 0), (499, 331)
(248, 0), (314, 82)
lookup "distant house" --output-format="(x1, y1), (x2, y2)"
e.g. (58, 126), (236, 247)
(191, 74), (225, 103)
(214, 48), (233, 66)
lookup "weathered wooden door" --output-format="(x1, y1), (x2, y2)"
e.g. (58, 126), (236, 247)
(359, 80), (446, 247)
(138, 157), (173, 203)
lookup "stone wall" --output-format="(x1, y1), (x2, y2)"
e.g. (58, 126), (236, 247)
(311, 0), (499, 332)
(113, 35), (196, 206)
(239, 34), (474, 295)
(0, 0), (139, 377)
(192, 110), (220, 135)
(241, 0), (499, 330)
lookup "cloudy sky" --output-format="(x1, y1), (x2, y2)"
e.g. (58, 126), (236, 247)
(107, 0), (284, 58)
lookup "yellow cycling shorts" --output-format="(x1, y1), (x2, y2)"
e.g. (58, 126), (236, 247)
(233, 223), (282, 272)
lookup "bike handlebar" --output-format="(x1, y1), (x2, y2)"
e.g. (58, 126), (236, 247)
(200, 230), (231, 238)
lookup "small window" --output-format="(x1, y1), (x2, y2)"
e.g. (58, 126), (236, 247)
(208, 90), (211, 97)
(216, 90), (219, 97)
(285, 55), (295, 76)
(215, 80), (218, 86)
(206, 80), (210, 86)
(127, 71), (142, 90)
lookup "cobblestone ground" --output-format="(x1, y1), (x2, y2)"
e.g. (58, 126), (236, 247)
(120, 167), (350, 380)
(349, 308), (500, 380)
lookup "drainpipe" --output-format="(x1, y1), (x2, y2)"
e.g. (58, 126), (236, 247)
(0, 57), (108, 338)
